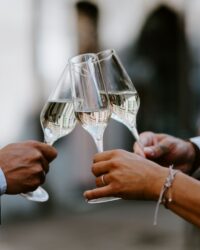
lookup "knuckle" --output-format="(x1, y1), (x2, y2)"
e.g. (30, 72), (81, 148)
(29, 140), (41, 145)
(108, 172), (121, 187)
(108, 172), (116, 181)
(33, 164), (43, 175)
(110, 182), (120, 194)
(34, 151), (43, 161)
(110, 159), (119, 169)
(25, 140), (38, 147)
(112, 149), (125, 157)
(112, 149), (120, 156)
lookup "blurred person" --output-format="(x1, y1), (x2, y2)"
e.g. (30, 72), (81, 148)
(84, 132), (200, 227)
(122, 5), (193, 138)
(0, 140), (57, 195)
(76, 1), (99, 54)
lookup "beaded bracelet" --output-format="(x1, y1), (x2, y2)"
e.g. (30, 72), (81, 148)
(153, 165), (179, 226)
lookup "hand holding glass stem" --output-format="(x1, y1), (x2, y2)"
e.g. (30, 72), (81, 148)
(21, 65), (77, 202)
(22, 49), (141, 203)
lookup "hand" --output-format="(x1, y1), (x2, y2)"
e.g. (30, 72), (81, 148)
(84, 149), (168, 201)
(133, 131), (195, 173)
(0, 140), (57, 194)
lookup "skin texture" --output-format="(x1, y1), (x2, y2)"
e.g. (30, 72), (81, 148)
(84, 150), (168, 201)
(0, 140), (57, 194)
(84, 133), (200, 227)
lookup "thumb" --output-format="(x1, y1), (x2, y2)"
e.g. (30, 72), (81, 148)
(144, 144), (169, 159)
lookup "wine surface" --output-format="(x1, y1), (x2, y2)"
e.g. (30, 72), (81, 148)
(41, 99), (76, 143)
(108, 91), (139, 128)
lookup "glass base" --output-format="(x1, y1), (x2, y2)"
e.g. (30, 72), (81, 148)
(87, 197), (121, 204)
(21, 187), (49, 202)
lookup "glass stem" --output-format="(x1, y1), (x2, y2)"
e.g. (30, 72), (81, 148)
(94, 138), (103, 153)
(129, 126), (144, 152)
(44, 139), (54, 146)
(127, 126), (140, 141)
(132, 126), (139, 141)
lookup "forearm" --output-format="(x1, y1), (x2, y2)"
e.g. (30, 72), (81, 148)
(163, 172), (200, 227)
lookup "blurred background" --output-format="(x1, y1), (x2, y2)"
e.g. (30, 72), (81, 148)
(0, 0), (200, 249)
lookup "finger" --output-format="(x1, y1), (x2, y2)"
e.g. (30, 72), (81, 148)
(28, 170), (46, 191)
(143, 146), (156, 158)
(93, 150), (117, 163)
(155, 133), (168, 143)
(40, 157), (50, 173)
(144, 143), (170, 159)
(92, 161), (110, 177)
(133, 142), (145, 157)
(39, 171), (46, 185)
(84, 185), (113, 200)
(33, 142), (57, 162)
(95, 174), (109, 187)
(138, 132), (155, 147)
(31, 167), (46, 189)
(138, 132), (167, 147)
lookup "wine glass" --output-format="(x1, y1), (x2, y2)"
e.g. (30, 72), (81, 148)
(69, 53), (121, 204)
(21, 64), (77, 202)
(97, 49), (140, 140)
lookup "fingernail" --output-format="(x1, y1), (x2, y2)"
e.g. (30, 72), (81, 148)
(144, 147), (155, 157)
(139, 138), (146, 145)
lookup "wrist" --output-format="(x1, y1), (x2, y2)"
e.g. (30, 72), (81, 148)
(153, 165), (180, 225)
(146, 164), (168, 200)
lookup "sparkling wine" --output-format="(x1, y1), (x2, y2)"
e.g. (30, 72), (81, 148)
(108, 91), (140, 130)
(75, 109), (110, 140)
(40, 99), (76, 144)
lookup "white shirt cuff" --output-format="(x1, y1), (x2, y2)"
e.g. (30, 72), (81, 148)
(0, 168), (7, 195)
(190, 137), (200, 150)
